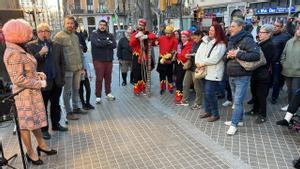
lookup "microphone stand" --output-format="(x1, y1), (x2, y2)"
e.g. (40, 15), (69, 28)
(1, 88), (27, 169)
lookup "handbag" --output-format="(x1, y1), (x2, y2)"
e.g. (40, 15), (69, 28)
(236, 48), (267, 71)
(183, 59), (192, 70)
(194, 43), (217, 79)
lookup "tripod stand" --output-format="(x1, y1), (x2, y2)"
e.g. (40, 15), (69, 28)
(0, 88), (27, 169)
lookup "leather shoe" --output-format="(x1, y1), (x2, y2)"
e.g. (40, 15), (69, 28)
(199, 113), (211, 119)
(207, 116), (220, 122)
(42, 131), (51, 140)
(52, 125), (68, 132)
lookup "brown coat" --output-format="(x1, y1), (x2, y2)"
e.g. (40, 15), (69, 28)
(3, 42), (47, 130)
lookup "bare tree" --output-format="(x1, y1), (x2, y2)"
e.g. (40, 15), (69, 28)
(143, 0), (152, 31)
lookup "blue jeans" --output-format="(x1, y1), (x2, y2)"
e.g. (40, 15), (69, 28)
(229, 76), (251, 127)
(204, 80), (219, 117)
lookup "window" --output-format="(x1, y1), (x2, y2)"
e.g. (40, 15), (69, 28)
(87, 0), (93, 11)
(74, 0), (80, 10)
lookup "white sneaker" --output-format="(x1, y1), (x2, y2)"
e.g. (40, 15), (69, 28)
(96, 97), (101, 104)
(281, 104), (289, 111)
(232, 104), (235, 109)
(224, 121), (243, 127)
(222, 100), (233, 107)
(227, 126), (238, 135)
(106, 93), (116, 101)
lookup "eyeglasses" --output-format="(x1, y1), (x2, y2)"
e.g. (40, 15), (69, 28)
(38, 30), (50, 33)
(259, 31), (269, 34)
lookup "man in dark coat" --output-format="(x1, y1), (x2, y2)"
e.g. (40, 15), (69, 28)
(0, 22), (9, 85)
(91, 20), (117, 103)
(26, 23), (68, 140)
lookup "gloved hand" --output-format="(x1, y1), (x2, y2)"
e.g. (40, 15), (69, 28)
(135, 31), (144, 38)
(40, 80), (47, 88)
(140, 35), (148, 40)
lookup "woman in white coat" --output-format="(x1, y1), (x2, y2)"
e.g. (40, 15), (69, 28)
(195, 23), (227, 122)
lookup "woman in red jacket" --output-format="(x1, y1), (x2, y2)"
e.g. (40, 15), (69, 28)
(175, 30), (193, 104)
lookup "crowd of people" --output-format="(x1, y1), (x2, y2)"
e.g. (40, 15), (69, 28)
(0, 14), (300, 167)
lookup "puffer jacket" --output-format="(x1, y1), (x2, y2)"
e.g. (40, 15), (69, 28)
(281, 37), (300, 77)
(91, 29), (116, 61)
(225, 30), (260, 77)
(195, 36), (226, 81)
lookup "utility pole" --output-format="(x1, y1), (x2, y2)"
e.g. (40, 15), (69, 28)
(288, 0), (293, 17)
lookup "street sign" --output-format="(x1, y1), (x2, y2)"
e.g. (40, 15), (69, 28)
(256, 6), (296, 15)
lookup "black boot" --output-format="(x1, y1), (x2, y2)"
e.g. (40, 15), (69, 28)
(122, 73), (127, 86)
(130, 71), (134, 85)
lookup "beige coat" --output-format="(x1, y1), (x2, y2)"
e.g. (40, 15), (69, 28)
(3, 42), (47, 130)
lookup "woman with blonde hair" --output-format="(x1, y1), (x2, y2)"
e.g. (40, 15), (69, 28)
(3, 19), (56, 165)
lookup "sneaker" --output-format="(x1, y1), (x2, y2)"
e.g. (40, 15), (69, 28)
(222, 100), (233, 107)
(224, 121), (244, 127)
(255, 115), (266, 124)
(66, 113), (80, 120)
(232, 104), (235, 109)
(176, 100), (189, 106)
(52, 125), (68, 132)
(96, 97), (101, 104)
(86, 104), (95, 109)
(226, 126), (238, 135)
(73, 108), (88, 115)
(191, 104), (202, 110)
(106, 93), (116, 101)
(281, 104), (289, 111)
(122, 81), (127, 86)
(276, 119), (289, 126)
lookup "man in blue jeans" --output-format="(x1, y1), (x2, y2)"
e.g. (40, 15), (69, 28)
(224, 18), (260, 135)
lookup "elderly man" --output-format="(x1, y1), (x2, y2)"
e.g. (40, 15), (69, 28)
(54, 16), (87, 121)
(26, 23), (68, 139)
(91, 19), (117, 104)
(224, 18), (260, 135)
(129, 18), (156, 95)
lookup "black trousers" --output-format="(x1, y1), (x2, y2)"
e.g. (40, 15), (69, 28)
(132, 55), (144, 83)
(251, 74), (270, 117)
(41, 81), (62, 132)
(287, 89), (300, 114)
(158, 64), (173, 83)
(79, 77), (91, 105)
(175, 62), (185, 92)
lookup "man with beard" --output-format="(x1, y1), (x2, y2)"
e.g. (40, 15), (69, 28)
(91, 19), (117, 103)
(156, 25), (178, 95)
(54, 16), (87, 121)
(129, 19), (156, 95)
(26, 23), (68, 139)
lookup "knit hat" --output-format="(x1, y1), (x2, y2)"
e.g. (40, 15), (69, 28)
(181, 30), (190, 37)
(138, 18), (147, 26)
(165, 25), (174, 34)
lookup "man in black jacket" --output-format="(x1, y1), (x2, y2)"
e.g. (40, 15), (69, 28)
(26, 23), (68, 140)
(91, 20), (117, 104)
(225, 18), (260, 135)
(270, 20), (292, 106)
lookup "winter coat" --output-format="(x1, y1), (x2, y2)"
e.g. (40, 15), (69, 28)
(75, 31), (88, 53)
(53, 29), (83, 72)
(224, 29), (260, 77)
(117, 36), (132, 61)
(91, 29), (116, 62)
(3, 42), (47, 130)
(177, 40), (193, 64)
(26, 39), (66, 90)
(281, 37), (300, 77)
(271, 32), (291, 63)
(195, 36), (226, 81)
(189, 41), (201, 72)
(252, 38), (274, 81)
(0, 30), (9, 83)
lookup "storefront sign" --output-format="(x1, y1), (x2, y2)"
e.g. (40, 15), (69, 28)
(256, 6), (296, 14)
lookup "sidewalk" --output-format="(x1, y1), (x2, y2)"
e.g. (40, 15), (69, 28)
(0, 47), (299, 169)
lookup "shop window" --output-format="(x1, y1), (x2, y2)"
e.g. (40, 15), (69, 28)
(87, 17), (95, 25)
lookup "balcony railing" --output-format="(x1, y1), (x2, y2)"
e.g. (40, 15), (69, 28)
(71, 9), (84, 14)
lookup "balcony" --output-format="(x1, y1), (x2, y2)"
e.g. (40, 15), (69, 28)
(71, 9), (85, 14)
